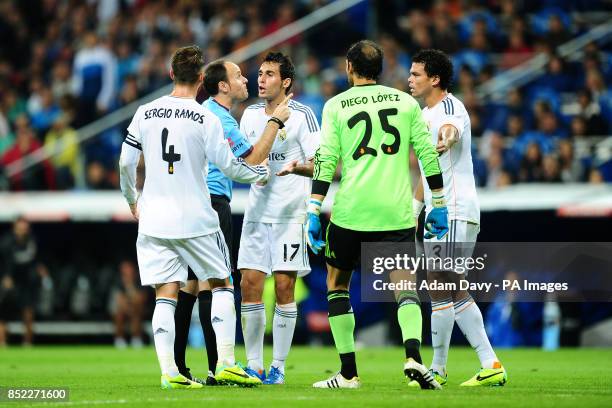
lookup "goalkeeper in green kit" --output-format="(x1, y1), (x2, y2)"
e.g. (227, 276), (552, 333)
(308, 40), (448, 390)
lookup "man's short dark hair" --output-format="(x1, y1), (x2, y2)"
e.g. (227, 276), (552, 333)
(346, 40), (384, 81)
(412, 49), (453, 91)
(170, 45), (204, 84)
(263, 52), (295, 94)
(203, 59), (228, 96)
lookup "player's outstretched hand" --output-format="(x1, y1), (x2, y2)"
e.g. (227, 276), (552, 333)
(436, 141), (448, 154)
(271, 93), (293, 124)
(276, 159), (298, 176)
(436, 131), (449, 154)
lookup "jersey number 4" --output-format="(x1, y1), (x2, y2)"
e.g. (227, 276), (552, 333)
(349, 109), (400, 160)
(161, 128), (181, 174)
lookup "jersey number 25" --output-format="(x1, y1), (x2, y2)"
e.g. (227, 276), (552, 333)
(349, 108), (400, 160)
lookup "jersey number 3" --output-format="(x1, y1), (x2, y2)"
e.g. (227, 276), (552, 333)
(349, 109), (400, 160)
(161, 128), (181, 174)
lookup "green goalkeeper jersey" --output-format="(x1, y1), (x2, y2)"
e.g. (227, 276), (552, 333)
(313, 84), (441, 231)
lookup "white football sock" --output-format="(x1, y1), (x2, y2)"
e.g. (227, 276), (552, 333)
(240, 302), (266, 372)
(454, 296), (498, 369)
(152, 297), (179, 377)
(211, 288), (236, 367)
(271, 302), (297, 373)
(430, 298), (454, 374)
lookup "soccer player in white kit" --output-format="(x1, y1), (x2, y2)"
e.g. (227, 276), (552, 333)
(408, 49), (507, 387)
(119, 46), (267, 389)
(238, 52), (320, 384)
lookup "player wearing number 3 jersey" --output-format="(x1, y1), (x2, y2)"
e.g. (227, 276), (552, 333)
(308, 40), (448, 390)
(409, 49), (506, 388)
(119, 46), (267, 389)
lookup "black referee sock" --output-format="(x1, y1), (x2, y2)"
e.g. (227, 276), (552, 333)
(174, 290), (196, 374)
(198, 290), (218, 373)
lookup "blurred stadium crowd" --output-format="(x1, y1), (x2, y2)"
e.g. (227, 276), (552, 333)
(0, 0), (610, 192)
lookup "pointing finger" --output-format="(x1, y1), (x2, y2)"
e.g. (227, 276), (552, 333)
(281, 93), (294, 104)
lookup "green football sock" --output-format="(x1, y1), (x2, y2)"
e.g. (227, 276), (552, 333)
(328, 290), (357, 378)
(328, 291), (355, 354)
(398, 302), (423, 362)
(329, 313), (356, 354)
(398, 302), (422, 343)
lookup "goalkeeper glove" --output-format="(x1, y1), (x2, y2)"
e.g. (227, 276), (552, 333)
(424, 194), (449, 240)
(306, 199), (325, 254)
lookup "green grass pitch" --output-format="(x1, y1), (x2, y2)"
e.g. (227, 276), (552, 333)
(2, 346), (611, 407)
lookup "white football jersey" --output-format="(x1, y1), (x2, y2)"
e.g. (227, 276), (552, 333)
(240, 100), (320, 223)
(420, 93), (480, 224)
(119, 95), (268, 239)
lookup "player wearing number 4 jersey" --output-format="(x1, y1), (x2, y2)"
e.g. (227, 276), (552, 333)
(119, 46), (267, 389)
(238, 52), (320, 385)
(308, 40), (448, 390)
(409, 49), (506, 387)
(172, 58), (293, 387)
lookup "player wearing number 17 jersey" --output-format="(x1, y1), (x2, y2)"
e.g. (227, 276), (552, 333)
(307, 40), (448, 390)
(119, 46), (267, 389)
(238, 52), (320, 385)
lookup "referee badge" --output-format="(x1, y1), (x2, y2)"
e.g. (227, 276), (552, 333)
(278, 129), (287, 141)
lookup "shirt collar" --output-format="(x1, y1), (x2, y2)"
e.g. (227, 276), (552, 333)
(210, 97), (230, 112)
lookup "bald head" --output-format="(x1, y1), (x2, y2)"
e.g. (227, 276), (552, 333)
(204, 59), (248, 102)
(346, 40), (384, 81)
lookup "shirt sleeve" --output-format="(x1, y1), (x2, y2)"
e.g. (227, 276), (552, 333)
(125, 107), (143, 151)
(298, 107), (320, 159)
(227, 127), (253, 158)
(438, 99), (464, 140)
(119, 142), (141, 204)
(119, 107), (142, 204)
(205, 114), (268, 184)
(223, 114), (253, 159)
(409, 103), (441, 178)
(313, 100), (340, 183)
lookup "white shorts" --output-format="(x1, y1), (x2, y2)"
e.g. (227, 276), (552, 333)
(423, 219), (479, 274)
(136, 231), (231, 287)
(237, 222), (310, 276)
